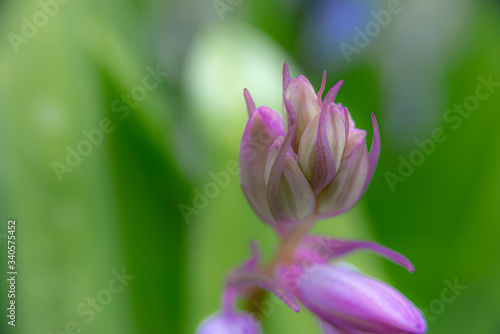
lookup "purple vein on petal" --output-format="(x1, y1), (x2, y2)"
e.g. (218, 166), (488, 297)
(311, 105), (336, 194)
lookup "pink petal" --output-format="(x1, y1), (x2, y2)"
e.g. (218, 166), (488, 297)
(283, 62), (291, 92)
(296, 236), (415, 273)
(239, 107), (284, 227)
(284, 76), (321, 150)
(282, 90), (297, 148)
(316, 139), (369, 217)
(295, 265), (427, 334)
(244, 89), (256, 118)
(266, 126), (315, 223)
(321, 80), (344, 109)
(361, 113), (381, 195)
(298, 104), (347, 195)
(317, 70), (327, 108)
(227, 271), (300, 313)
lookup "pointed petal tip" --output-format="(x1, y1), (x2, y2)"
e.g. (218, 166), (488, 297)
(321, 80), (345, 110)
(317, 70), (328, 107)
(283, 90), (297, 129)
(243, 89), (256, 118)
(283, 62), (291, 91)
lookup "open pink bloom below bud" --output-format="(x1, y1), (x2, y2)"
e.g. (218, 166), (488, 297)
(196, 287), (263, 334)
(296, 265), (427, 334)
(239, 63), (381, 233)
(196, 310), (262, 334)
(278, 236), (427, 334)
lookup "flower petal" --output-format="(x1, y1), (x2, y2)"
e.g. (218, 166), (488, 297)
(296, 236), (415, 273)
(239, 107), (284, 226)
(244, 89), (256, 118)
(283, 62), (291, 92)
(282, 91), (297, 148)
(317, 70), (327, 108)
(295, 265), (427, 334)
(266, 128), (316, 223)
(196, 309), (263, 334)
(196, 287), (263, 334)
(322, 80), (344, 109)
(284, 75), (321, 149)
(298, 104), (347, 194)
(227, 271), (300, 313)
(317, 139), (369, 217)
(343, 128), (367, 159)
(362, 113), (381, 194)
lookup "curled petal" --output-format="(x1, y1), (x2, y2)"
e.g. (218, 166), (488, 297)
(321, 80), (344, 110)
(296, 236), (415, 273)
(295, 265), (427, 334)
(316, 139), (369, 217)
(317, 70), (327, 108)
(239, 107), (284, 227)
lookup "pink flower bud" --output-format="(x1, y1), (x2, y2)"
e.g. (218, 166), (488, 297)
(293, 265), (427, 334)
(239, 63), (381, 232)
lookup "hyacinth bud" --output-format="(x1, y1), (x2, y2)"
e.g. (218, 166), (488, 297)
(239, 63), (381, 232)
(293, 265), (427, 334)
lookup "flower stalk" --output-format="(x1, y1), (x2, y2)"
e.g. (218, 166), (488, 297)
(196, 63), (427, 334)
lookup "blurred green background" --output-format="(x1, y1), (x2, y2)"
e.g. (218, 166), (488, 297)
(1, 0), (499, 333)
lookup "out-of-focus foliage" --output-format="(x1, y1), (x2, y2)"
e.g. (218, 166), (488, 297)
(0, 0), (499, 333)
